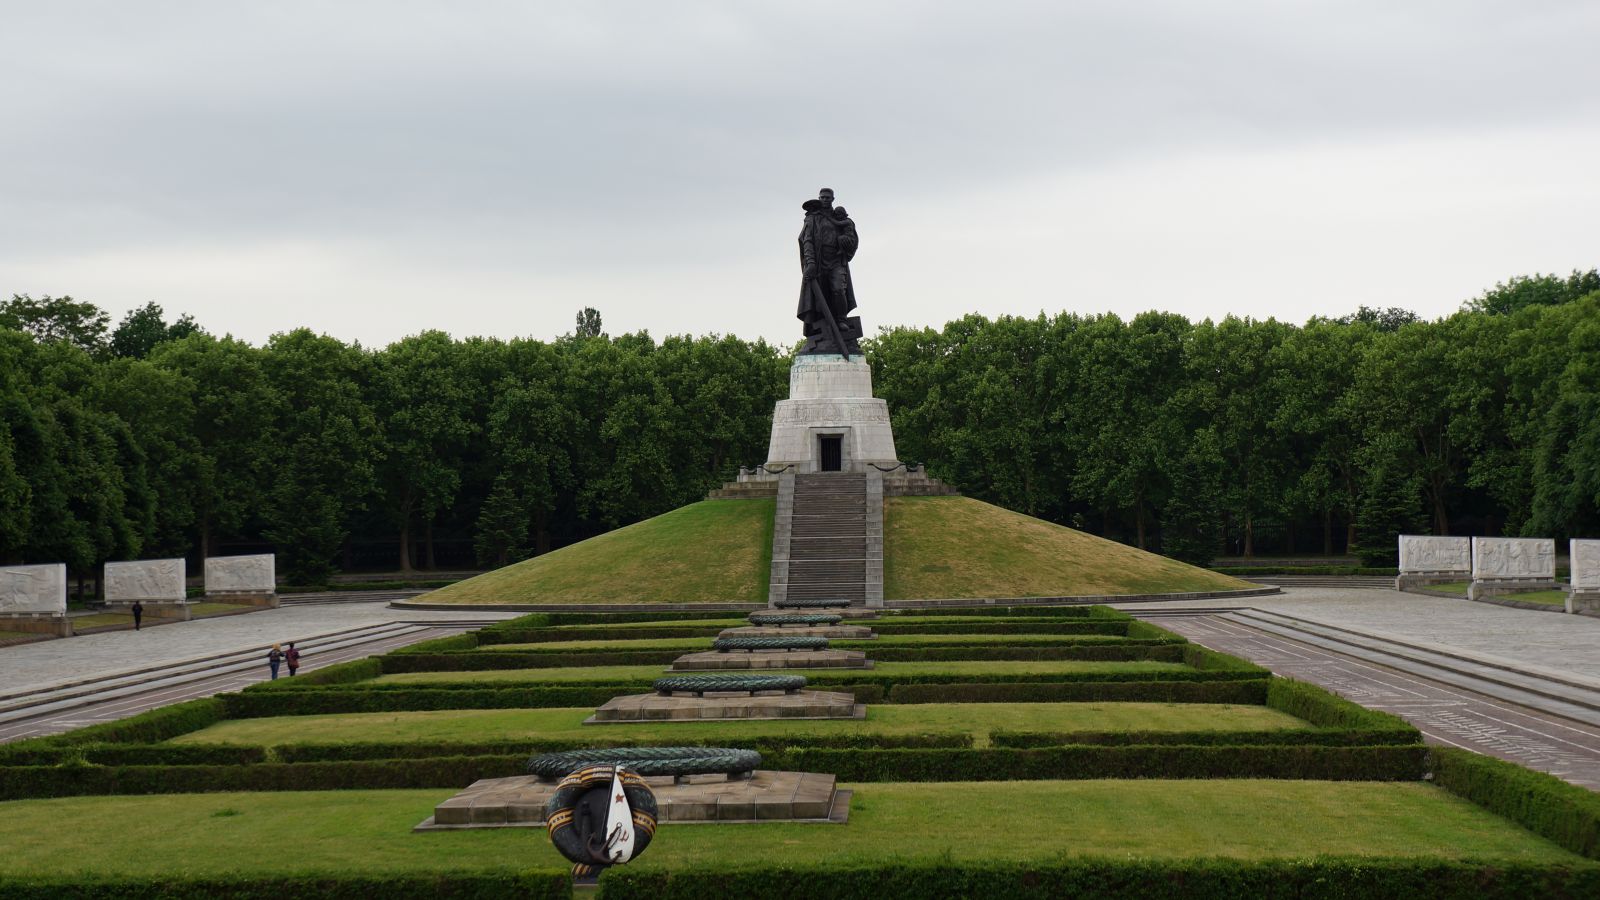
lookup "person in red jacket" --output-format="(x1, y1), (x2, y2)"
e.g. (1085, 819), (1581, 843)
(285, 642), (301, 676)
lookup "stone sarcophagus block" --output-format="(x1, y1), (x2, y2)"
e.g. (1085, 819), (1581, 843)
(1468, 537), (1556, 603)
(0, 563), (68, 616)
(1470, 537), (1556, 581)
(1395, 535), (1472, 591)
(204, 554), (276, 595)
(1398, 536), (1470, 574)
(1570, 539), (1600, 616)
(105, 558), (186, 603)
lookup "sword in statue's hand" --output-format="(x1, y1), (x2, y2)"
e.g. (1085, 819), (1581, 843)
(807, 277), (851, 361)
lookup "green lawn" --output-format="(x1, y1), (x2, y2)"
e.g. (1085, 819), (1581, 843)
(69, 612), (133, 630)
(418, 499), (774, 604)
(170, 702), (1302, 748)
(485, 633), (1129, 652)
(885, 496), (1254, 599)
(1429, 582), (1569, 606)
(372, 659), (1194, 686)
(0, 783), (1575, 879)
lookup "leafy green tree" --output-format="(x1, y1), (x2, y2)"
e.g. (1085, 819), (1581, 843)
(474, 474), (529, 566)
(372, 331), (476, 570)
(0, 294), (110, 355)
(260, 330), (379, 586)
(1334, 306), (1420, 331)
(1161, 428), (1225, 565)
(1465, 269), (1600, 315)
(1351, 433), (1426, 566)
(574, 307), (604, 338)
(109, 302), (203, 358)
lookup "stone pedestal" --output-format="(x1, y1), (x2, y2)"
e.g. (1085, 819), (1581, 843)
(417, 771), (847, 829)
(762, 356), (897, 475)
(671, 649), (871, 670)
(586, 689), (861, 723)
(105, 559), (190, 619)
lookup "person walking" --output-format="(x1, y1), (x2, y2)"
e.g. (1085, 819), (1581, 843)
(130, 601), (143, 631)
(267, 643), (283, 680)
(285, 642), (301, 677)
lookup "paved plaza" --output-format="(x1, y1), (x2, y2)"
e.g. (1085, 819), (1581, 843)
(1128, 586), (1600, 789)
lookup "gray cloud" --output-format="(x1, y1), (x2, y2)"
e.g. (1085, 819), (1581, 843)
(3, 1), (1597, 346)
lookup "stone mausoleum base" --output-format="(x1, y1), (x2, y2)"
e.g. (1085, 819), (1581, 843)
(720, 624), (876, 639)
(0, 615), (71, 638)
(671, 649), (871, 671)
(586, 689), (862, 723)
(415, 771), (848, 829)
(1569, 591), (1600, 617)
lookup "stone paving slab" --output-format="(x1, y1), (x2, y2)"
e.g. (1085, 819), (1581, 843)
(420, 770), (844, 829)
(587, 689), (862, 722)
(719, 625), (876, 639)
(0, 601), (516, 698)
(1123, 586), (1600, 681)
(671, 649), (871, 670)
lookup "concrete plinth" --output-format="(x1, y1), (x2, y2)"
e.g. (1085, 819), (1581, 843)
(1468, 579), (1559, 602)
(720, 624), (875, 639)
(1568, 591), (1600, 616)
(671, 649), (871, 670)
(764, 356), (897, 474)
(204, 592), (280, 609)
(586, 689), (862, 723)
(417, 771), (848, 829)
(0, 615), (71, 637)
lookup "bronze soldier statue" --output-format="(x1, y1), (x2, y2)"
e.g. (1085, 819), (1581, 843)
(797, 188), (863, 356)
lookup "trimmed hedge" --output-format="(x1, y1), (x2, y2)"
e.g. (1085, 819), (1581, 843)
(863, 645), (1186, 662)
(886, 680), (1269, 704)
(991, 728), (1420, 748)
(273, 732), (972, 763)
(244, 658), (384, 691)
(0, 742), (267, 767)
(381, 650), (682, 671)
(0, 756), (529, 799)
(1213, 565), (1398, 576)
(1431, 747), (1600, 859)
(1266, 678), (1418, 734)
(36, 698), (225, 747)
(870, 622), (1130, 636)
(390, 633), (480, 653)
(1183, 644), (1268, 673)
(0, 743), (1423, 799)
(222, 684), (887, 717)
(881, 606), (1108, 618)
(765, 743), (1427, 782)
(601, 859), (1600, 900)
(478, 626), (727, 644)
(0, 872), (571, 899)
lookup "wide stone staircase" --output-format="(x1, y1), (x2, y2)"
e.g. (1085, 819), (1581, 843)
(781, 473), (875, 604)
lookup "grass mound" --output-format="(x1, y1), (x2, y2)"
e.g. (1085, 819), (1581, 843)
(420, 499), (773, 605)
(885, 496), (1252, 600)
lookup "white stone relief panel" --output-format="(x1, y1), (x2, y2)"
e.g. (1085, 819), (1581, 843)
(1397, 536), (1470, 573)
(1471, 537), (1555, 580)
(204, 554), (276, 593)
(1572, 539), (1600, 590)
(105, 558), (186, 602)
(0, 563), (68, 615)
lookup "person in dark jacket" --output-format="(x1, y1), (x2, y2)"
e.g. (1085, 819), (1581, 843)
(131, 601), (143, 631)
(285, 642), (301, 677)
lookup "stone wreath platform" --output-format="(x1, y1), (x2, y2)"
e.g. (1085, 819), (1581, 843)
(415, 771), (849, 829)
(671, 649), (872, 670)
(585, 688), (862, 723)
(720, 624), (876, 639)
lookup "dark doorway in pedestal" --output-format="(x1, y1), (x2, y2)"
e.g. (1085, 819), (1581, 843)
(819, 435), (843, 472)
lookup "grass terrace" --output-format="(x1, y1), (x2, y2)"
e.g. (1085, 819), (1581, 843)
(3, 603), (1597, 897)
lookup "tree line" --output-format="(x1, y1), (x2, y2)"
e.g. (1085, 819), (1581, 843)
(1, 270), (1596, 589)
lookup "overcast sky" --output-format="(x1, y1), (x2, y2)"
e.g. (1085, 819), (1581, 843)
(3, 2), (1596, 349)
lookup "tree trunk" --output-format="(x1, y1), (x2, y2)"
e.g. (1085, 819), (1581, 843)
(1432, 489), (1450, 536)
(1285, 521), (1295, 556)
(398, 518), (413, 573)
(1322, 508), (1334, 556)
(535, 507), (551, 556)
(199, 513), (211, 563)
(1243, 512), (1254, 558)
(424, 518), (437, 570)
(1135, 503), (1147, 551)
(1346, 520), (1357, 555)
